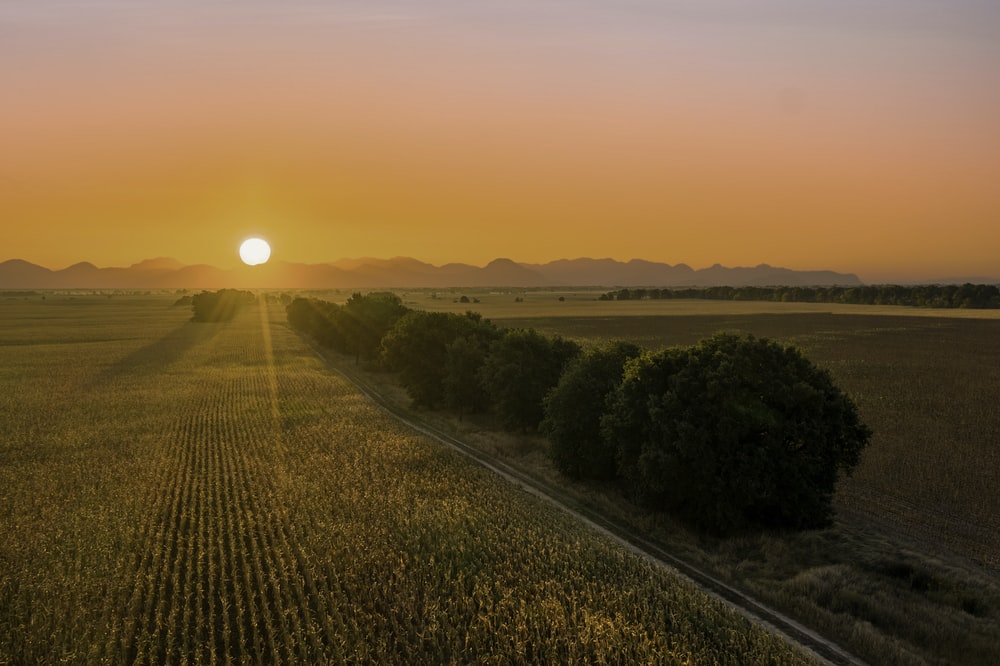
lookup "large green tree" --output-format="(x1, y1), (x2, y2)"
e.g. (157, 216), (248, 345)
(541, 340), (642, 480)
(443, 323), (502, 418)
(479, 329), (581, 432)
(382, 311), (498, 409)
(603, 333), (871, 533)
(341, 292), (409, 363)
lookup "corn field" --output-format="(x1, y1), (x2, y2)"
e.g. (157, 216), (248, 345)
(0, 296), (810, 664)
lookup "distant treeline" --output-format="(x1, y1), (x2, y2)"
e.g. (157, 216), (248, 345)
(287, 293), (869, 534)
(598, 283), (1000, 308)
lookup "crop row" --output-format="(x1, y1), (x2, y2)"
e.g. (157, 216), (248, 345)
(101, 312), (336, 663)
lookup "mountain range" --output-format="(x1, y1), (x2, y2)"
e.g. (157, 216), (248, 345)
(0, 256), (870, 290)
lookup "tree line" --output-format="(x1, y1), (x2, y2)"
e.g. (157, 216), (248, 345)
(599, 283), (1000, 308)
(286, 294), (578, 429)
(287, 294), (870, 533)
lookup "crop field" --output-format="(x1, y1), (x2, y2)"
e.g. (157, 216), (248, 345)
(392, 289), (1000, 566)
(474, 308), (1000, 665)
(312, 288), (1000, 664)
(0, 295), (810, 664)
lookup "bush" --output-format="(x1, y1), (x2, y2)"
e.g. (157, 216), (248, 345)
(603, 332), (871, 533)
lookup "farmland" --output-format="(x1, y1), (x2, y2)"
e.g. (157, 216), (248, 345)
(0, 295), (809, 664)
(306, 288), (1000, 664)
(484, 308), (1000, 570)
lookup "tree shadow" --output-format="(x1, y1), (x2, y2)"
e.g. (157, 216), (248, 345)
(88, 321), (222, 389)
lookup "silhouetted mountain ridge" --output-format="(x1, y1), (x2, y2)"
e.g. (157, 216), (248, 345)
(0, 256), (881, 289)
(130, 257), (186, 271)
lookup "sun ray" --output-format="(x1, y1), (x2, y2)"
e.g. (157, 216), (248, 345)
(258, 293), (283, 452)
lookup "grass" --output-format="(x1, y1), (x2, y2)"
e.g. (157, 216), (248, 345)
(0, 295), (812, 664)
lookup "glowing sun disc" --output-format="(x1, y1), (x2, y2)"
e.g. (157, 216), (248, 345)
(239, 238), (271, 266)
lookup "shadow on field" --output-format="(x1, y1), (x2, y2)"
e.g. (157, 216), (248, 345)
(88, 322), (222, 388)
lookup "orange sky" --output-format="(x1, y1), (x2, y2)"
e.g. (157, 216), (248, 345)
(2, 1), (999, 282)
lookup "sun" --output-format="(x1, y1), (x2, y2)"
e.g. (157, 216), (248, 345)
(239, 238), (271, 266)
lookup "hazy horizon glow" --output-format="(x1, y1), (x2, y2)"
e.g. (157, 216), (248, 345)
(2, 1), (999, 282)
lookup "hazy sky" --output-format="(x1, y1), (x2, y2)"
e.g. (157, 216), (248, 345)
(2, 1), (999, 281)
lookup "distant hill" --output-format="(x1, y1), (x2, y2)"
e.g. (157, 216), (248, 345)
(527, 260), (862, 288)
(0, 256), (870, 289)
(129, 257), (186, 272)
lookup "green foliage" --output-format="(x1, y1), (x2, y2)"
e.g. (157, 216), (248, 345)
(287, 293), (409, 362)
(542, 340), (642, 480)
(286, 297), (351, 350)
(342, 291), (410, 362)
(442, 334), (495, 416)
(604, 333), (871, 533)
(381, 311), (499, 409)
(286, 296), (326, 336)
(479, 329), (581, 432)
(190, 289), (255, 321)
(381, 311), (452, 407)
